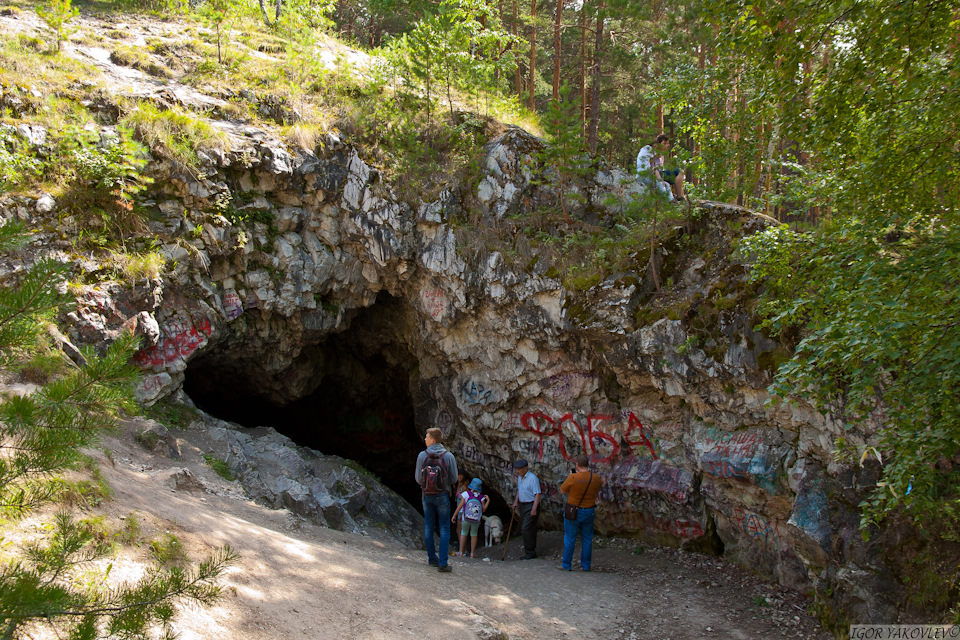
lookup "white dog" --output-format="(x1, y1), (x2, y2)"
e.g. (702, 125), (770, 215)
(483, 515), (503, 547)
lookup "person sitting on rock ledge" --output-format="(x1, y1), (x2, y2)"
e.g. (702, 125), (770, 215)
(636, 133), (688, 203)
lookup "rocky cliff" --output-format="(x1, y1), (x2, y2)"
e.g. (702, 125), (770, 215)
(0, 50), (901, 627)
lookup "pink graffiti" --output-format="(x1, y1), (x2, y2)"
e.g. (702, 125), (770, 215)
(422, 288), (445, 320)
(134, 318), (212, 367)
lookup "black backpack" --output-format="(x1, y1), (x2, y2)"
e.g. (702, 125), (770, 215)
(419, 451), (448, 495)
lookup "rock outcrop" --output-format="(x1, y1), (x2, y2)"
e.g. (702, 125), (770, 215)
(0, 93), (900, 625)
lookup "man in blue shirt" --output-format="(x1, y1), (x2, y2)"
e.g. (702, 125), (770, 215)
(511, 459), (541, 560)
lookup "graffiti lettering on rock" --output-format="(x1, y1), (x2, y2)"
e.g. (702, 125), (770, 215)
(461, 379), (497, 406)
(518, 410), (659, 464)
(457, 442), (513, 473)
(223, 291), (243, 320)
(609, 456), (693, 502)
(542, 371), (597, 400)
(134, 318), (212, 367)
(142, 374), (165, 393)
(436, 410), (452, 431)
(602, 510), (704, 539)
(733, 508), (781, 551)
(700, 430), (780, 490)
(422, 288), (445, 321)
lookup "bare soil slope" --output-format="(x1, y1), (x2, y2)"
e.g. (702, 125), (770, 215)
(50, 418), (832, 640)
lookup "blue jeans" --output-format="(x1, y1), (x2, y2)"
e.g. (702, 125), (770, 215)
(561, 507), (595, 570)
(422, 493), (451, 567)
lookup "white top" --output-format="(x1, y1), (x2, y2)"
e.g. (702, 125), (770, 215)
(636, 145), (663, 176)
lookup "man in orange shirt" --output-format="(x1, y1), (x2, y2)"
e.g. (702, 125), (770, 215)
(558, 454), (603, 571)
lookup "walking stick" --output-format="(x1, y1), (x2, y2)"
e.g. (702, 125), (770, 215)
(500, 507), (517, 561)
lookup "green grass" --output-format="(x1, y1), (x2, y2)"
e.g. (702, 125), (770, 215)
(111, 249), (166, 283)
(109, 44), (170, 77)
(122, 102), (229, 167)
(146, 398), (198, 429)
(202, 453), (235, 482)
(149, 532), (187, 566)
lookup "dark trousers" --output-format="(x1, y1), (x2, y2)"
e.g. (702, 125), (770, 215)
(519, 501), (538, 553)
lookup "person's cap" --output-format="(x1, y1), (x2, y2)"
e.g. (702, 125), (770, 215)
(469, 478), (482, 491)
(513, 459), (528, 469)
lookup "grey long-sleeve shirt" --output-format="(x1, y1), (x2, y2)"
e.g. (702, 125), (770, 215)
(414, 443), (458, 496)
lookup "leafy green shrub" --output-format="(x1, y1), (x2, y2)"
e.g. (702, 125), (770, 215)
(149, 533), (187, 566)
(117, 512), (142, 545)
(72, 128), (153, 211)
(36, 0), (78, 53)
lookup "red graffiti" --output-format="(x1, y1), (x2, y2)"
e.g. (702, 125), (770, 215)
(602, 511), (704, 538)
(624, 413), (657, 458)
(519, 411), (636, 464)
(521, 411), (560, 460)
(134, 318), (212, 367)
(422, 288), (445, 320)
(142, 374), (165, 392)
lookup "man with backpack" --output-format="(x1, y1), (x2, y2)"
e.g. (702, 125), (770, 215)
(452, 478), (490, 558)
(414, 427), (458, 572)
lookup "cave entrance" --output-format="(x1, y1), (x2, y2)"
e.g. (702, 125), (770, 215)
(183, 294), (427, 510)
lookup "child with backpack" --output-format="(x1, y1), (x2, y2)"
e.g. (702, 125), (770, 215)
(451, 478), (489, 558)
(452, 472), (469, 553)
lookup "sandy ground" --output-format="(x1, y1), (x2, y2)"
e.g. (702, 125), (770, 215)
(11, 418), (832, 640)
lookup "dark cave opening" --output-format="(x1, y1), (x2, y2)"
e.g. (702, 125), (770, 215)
(183, 295), (428, 511)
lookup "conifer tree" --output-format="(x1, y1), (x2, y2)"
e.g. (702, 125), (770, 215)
(538, 84), (590, 221)
(36, 0), (78, 53)
(0, 222), (234, 639)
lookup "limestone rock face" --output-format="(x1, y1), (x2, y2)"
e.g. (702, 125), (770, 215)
(2, 122), (901, 623)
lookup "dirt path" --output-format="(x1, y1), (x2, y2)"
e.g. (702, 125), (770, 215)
(59, 419), (832, 640)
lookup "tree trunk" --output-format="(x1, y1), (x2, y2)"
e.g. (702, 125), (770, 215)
(653, 0), (663, 133)
(692, 43), (705, 186)
(553, 0), (563, 101)
(529, 0), (537, 110)
(586, 0), (604, 153)
(258, 0), (273, 25)
(580, 6), (587, 136)
(514, 0), (522, 100)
